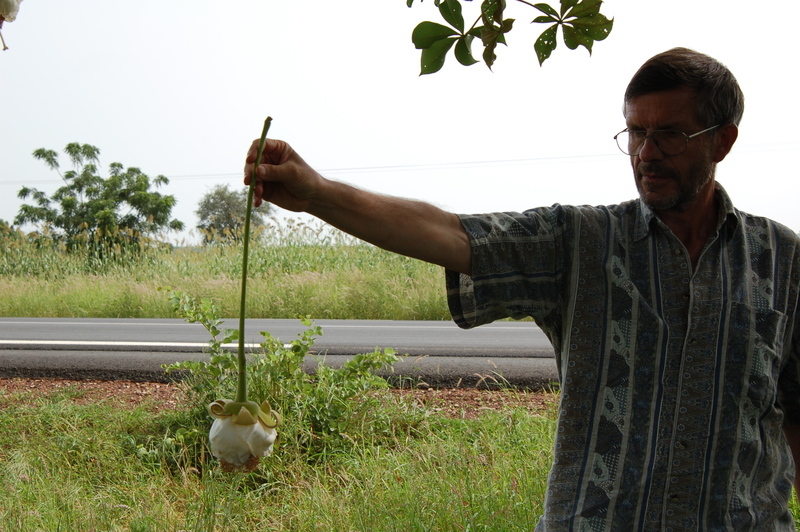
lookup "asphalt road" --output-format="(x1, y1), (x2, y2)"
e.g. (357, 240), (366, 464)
(0, 318), (558, 389)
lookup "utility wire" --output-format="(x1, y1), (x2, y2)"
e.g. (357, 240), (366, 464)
(2, 140), (798, 187)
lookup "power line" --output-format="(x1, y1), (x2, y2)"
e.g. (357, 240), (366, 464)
(0, 152), (620, 187)
(1, 140), (798, 187)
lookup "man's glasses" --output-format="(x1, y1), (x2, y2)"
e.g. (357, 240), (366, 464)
(614, 124), (721, 156)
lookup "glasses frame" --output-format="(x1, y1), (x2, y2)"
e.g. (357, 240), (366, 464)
(614, 124), (721, 156)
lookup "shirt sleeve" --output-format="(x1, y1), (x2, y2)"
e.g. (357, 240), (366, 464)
(445, 205), (575, 333)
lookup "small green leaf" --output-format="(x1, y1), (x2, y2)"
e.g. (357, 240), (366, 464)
(482, 38), (499, 70)
(565, 0), (602, 19)
(412, 21), (459, 49)
(439, 0), (465, 33)
(420, 37), (456, 74)
(533, 15), (558, 23)
(534, 24), (558, 66)
(455, 35), (479, 65)
(559, 0), (580, 17)
(406, 0), (414, 6)
(480, 0), (505, 26)
(572, 14), (614, 41)
(562, 25), (592, 51)
(533, 3), (559, 18)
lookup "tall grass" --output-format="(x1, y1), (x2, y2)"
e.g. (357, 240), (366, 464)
(0, 219), (448, 320)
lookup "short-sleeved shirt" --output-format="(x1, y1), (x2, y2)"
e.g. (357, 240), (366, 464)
(446, 185), (800, 531)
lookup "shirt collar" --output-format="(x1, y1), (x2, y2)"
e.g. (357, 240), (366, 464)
(633, 182), (739, 241)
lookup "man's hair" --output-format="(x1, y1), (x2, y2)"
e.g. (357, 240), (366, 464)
(624, 47), (744, 127)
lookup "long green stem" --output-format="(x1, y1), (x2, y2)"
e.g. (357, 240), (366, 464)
(235, 116), (272, 404)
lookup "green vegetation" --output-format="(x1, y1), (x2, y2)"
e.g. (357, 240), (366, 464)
(196, 184), (270, 245)
(163, 291), (406, 461)
(407, 0), (613, 74)
(0, 219), (447, 320)
(15, 143), (184, 250)
(0, 380), (557, 531)
(0, 291), (559, 530)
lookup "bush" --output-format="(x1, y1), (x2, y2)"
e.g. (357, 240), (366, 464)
(161, 289), (427, 467)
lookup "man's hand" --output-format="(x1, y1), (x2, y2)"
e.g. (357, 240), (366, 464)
(243, 138), (324, 212)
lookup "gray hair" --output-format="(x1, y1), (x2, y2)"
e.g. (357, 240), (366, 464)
(624, 48), (744, 127)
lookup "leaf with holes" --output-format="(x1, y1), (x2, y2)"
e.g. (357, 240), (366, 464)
(534, 24), (558, 66)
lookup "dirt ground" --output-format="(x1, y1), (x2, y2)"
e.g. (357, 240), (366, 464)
(0, 378), (558, 419)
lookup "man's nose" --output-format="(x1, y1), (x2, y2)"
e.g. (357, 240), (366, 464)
(637, 136), (664, 161)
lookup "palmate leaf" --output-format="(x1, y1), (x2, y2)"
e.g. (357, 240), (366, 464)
(533, 0), (612, 64)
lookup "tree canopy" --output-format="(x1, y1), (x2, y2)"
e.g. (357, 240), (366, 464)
(15, 143), (184, 248)
(196, 183), (269, 245)
(407, 0), (613, 74)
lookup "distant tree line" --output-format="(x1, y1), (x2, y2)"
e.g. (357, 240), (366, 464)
(10, 144), (270, 251)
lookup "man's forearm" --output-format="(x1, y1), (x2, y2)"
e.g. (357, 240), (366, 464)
(308, 179), (472, 275)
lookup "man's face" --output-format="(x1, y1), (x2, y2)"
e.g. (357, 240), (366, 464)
(624, 87), (717, 213)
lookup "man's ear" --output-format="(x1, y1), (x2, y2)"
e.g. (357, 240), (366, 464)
(712, 123), (738, 163)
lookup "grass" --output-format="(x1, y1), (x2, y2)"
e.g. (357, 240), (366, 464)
(0, 383), (558, 531)
(0, 219), (447, 320)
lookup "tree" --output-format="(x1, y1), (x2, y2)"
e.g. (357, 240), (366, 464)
(0, 219), (21, 244)
(407, 0), (613, 74)
(15, 143), (184, 249)
(196, 183), (269, 245)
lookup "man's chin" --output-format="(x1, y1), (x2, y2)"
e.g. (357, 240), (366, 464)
(637, 186), (680, 211)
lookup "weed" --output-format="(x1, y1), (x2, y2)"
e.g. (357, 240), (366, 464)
(161, 289), (424, 468)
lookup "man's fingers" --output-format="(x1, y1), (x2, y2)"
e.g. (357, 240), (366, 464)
(245, 139), (261, 163)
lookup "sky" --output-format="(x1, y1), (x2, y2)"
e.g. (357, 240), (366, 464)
(1, 1), (799, 245)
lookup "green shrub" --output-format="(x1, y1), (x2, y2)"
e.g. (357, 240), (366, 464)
(161, 289), (427, 467)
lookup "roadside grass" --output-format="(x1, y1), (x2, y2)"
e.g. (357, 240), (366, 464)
(0, 220), (447, 320)
(0, 383), (557, 531)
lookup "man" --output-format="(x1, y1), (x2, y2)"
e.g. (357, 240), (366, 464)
(244, 48), (800, 530)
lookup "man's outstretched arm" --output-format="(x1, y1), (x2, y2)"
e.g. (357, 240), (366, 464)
(244, 138), (472, 275)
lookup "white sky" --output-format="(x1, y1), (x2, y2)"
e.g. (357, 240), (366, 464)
(1, 0), (798, 245)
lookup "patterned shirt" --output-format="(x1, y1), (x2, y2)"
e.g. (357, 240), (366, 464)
(446, 185), (800, 531)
